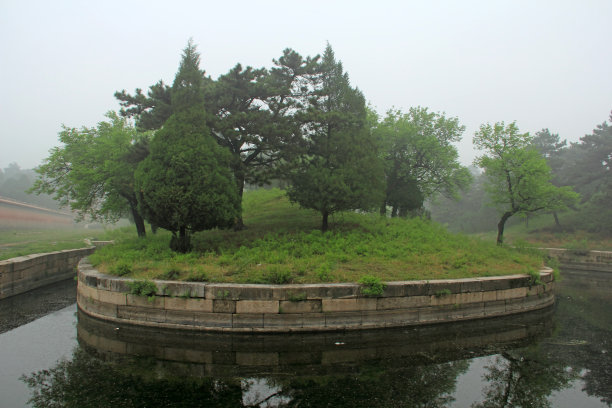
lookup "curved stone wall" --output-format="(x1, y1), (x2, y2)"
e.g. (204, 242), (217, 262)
(0, 247), (94, 299)
(547, 249), (612, 272)
(77, 258), (555, 332)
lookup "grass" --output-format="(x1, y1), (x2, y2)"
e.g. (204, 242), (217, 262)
(89, 188), (547, 284)
(471, 212), (612, 251)
(0, 228), (112, 261)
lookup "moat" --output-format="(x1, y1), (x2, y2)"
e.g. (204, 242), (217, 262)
(0, 267), (610, 407)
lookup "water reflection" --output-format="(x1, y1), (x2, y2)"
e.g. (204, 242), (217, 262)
(19, 269), (612, 407)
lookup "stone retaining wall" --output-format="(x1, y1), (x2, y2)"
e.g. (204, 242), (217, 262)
(77, 258), (555, 332)
(0, 247), (95, 299)
(546, 249), (612, 272)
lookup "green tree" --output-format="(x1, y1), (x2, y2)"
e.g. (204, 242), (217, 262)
(473, 122), (578, 245)
(375, 107), (471, 217)
(287, 44), (384, 231)
(30, 112), (150, 237)
(134, 41), (240, 252)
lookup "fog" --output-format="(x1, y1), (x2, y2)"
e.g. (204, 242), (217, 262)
(0, 0), (610, 170)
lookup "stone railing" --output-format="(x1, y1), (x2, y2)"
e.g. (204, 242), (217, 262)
(546, 249), (612, 272)
(0, 241), (113, 300)
(0, 247), (95, 299)
(77, 258), (555, 333)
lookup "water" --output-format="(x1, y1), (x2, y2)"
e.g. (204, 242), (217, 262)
(0, 269), (610, 407)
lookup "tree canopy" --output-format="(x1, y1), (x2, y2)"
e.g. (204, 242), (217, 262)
(473, 121), (578, 245)
(286, 44), (384, 231)
(30, 112), (150, 237)
(134, 41), (240, 252)
(374, 107), (471, 217)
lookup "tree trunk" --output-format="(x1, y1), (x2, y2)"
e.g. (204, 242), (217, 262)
(321, 211), (329, 232)
(553, 211), (560, 227)
(130, 204), (146, 238)
(497, 212), (513, 246)
(379, 201), (387, 216)
(234, 171), (246, 231)
(171, 226), (191, 253)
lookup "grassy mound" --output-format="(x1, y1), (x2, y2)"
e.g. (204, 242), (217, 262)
(90, 189), (545, 284)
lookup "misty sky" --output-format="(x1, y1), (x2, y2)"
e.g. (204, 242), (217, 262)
(1, 0), (610, 170)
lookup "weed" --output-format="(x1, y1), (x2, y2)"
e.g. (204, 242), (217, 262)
(127, 279), (157, 301)
(288, 292), (307, 302)
(434, 289), (452, 298)
(263, 266), (293, 284)
(359, 275), (386, 297)
(111, 262), (132, 277)
(156, 268), (182, 280)
(216, 290), (230, 299)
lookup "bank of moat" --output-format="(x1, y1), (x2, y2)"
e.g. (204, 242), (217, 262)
(77, 258), (555, 332)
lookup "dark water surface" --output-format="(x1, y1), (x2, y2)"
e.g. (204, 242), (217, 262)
(0, 269), (610, 407)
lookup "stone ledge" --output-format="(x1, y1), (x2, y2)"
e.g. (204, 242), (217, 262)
(77, 257), (557, 332)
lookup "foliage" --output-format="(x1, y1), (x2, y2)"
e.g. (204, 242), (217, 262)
(473, 121), (579, 245)
(29, 112), (150, 237)
(287, 44), (384, 231)
(91, 189), (545, 284)
(358, 275), (386, 297)
(134, 41), (240, 252)
(127, 279), (157, 299)
(375, 107), (472, 217)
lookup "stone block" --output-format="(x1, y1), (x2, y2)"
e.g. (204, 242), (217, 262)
(325, 311), (362, 328)
(301, 313), (326, 328)
(505, 297), (525, 312)
(427, 279), (461, 295)
(165, 297), (213, 312)
(98, 289), (127, 305)
(213, 299), (236, 313)
(264, 313), (303, 328)
(482, 290), (497, 302)
(322, 298), (377, 312)
(478, 276), (510, 291)
(460, 278), (482, 293)
(484, 300), (507, 316)
(458, 291), (484, 304)
(381, 282), (406, 297)
(418, 306), (451, 323)
(496, 287), (527, 301)
(362, 309), (419, 327)
(193, 312), (232, 328)
(84, 298), (118, 318)
(236, 300), (279, 314)
(279, 300), (321, 314)
(430, 293), (459, 306)
(164, 310), (196, 325)
(126, 294), (165, 309)
(233, 313), (264, 328)
(403, 280), (430, 296)
(376, 295), (430, 310)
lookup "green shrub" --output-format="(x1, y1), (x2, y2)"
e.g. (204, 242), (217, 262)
(111, 262), (132, 276)
(263, 266), (293, 284)
(359, 275), (386, 297)
(127, 279), (157, 301)
(434, 288), (452, 298)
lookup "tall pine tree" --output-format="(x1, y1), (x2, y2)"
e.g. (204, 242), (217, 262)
(135, 40), (240, 252)
(287, 44), (384, 231)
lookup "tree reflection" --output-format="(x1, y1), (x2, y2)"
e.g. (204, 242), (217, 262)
(22, 347), (470, 408)
(473, 348), (578, 408)
(21, 348), (244, 408)
(276, 360), (470, 407)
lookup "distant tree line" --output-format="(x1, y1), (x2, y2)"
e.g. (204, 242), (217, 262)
(31, 40), (594, 250)
(430, 114), (612, 241)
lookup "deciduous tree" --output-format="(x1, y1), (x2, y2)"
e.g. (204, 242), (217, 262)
(30, 113), (150, 237)
(474, 122), (578, 245)
(375, 107), (471, 217)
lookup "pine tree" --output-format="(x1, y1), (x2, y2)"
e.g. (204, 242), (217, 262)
(135, 41), (240, 252)
(287, 45), (384, 231)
